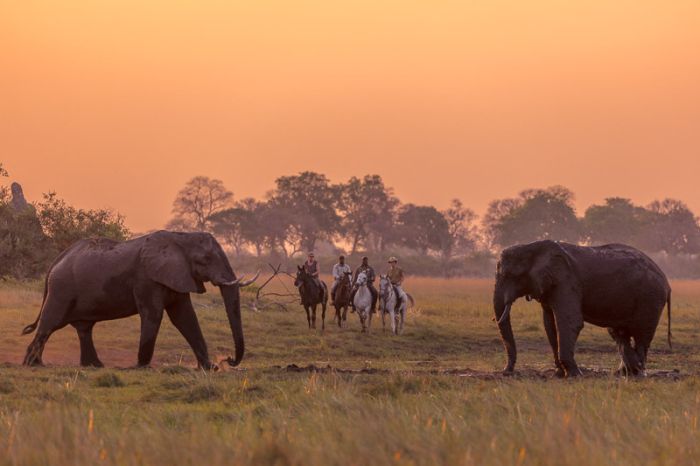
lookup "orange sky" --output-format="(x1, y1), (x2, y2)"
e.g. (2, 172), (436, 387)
(2, 1), (699, 232)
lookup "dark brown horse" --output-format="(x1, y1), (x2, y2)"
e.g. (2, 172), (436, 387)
(332, 271), (353, 328)
(294, 266), (329, 330)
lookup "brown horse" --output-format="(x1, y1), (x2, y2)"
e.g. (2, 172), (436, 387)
(332, 271), (352, 328)
(294, 266), (328, 330)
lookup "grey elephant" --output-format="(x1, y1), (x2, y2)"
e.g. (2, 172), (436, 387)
(22, 230), (258, 369)
(493, 240), (671, 377)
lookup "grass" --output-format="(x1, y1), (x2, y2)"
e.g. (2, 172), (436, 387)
(1, 276), (699, 465)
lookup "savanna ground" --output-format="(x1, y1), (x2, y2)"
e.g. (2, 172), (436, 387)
(1, 275), (699, 465)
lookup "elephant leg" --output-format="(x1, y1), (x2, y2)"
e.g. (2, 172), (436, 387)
(166, 296), (213, 369)
(542, 305), (565, 377)
(609, 328), (643, 376)
(72, 321), (103, 367)
(552, 301), (584, 377)
(136, 306), (164, 367)
(23, 295), (72, 366)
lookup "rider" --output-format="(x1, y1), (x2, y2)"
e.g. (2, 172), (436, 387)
(331, 255), (352, 305)
(350, 256), (378, 313)
(301, 252), (322, 302)
(386, 256), (405, 309)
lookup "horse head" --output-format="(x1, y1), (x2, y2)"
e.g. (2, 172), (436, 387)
(294, 265), (307, 288)
(356, 271), (368, 287)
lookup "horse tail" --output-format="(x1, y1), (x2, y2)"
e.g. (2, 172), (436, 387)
(406, 293), (415, 308)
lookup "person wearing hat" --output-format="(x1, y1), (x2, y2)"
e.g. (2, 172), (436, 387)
(350, 256), (377, 312)
(386, 257), (405, 307)
(331, 255), (352, 304)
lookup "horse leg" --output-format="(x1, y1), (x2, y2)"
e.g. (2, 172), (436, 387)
(305, 305), (311, 329)
(399, 307), (405, 335)
(311, 304), (317, 329)
(321, 303), (326, 332)
(390, 306), (397, 335)
(381, 305), (386, 332)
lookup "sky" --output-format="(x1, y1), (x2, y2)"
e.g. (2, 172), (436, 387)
(1, 1), (699, 233)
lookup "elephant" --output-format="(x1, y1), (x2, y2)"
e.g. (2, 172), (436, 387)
(21, 230), (259, 369)
(493, 240), (671, 378)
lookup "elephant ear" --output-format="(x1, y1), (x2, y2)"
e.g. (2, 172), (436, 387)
(141, 232), (203, 294)
(529, 243), (576, 297)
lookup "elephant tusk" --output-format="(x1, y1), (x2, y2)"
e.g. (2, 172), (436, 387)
(497, 303), (512, 325)
(238, 270), (261, 287)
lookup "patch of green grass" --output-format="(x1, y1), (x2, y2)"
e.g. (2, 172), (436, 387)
(93, 372), (125, 388)
(1, 278), (699, 465)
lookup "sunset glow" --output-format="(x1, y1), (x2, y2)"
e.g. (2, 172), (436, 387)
(2, 1), (699, 232)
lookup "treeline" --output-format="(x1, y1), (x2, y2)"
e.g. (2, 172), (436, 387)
(167, 172), (700, 277)
(0, 163), (129, 279)
(2, 162), (700, 279)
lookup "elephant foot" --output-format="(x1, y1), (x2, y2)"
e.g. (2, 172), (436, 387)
(81, 360), (104, 368)
(23, 357), (44, 367)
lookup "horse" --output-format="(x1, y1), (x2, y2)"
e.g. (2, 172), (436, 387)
(353, 272), (374, 332)
(332, 271), (353, 328)
(294, 266), (328, 330)
(378, 275), (415, 335)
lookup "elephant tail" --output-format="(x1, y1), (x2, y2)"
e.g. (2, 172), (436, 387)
(667, 291), (672, 350)
(21, 248), (67, 335)
(21, 276), (49, 335)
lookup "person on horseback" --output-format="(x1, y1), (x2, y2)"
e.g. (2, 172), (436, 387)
(300, 252), (322, 303)
(351, 256), (378, 313)
(304, 252), (321, 284)
(331, 255), (352, 305)
(387, 257), (406, 310)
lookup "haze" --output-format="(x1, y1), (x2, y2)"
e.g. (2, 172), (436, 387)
(2, 1), (699, 232)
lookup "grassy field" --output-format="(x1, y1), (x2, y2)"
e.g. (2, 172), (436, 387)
(1, 276), (699, 465)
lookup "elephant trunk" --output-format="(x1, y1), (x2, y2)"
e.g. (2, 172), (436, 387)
(220, 284), (245, 367)
(494, 279), (517, 374)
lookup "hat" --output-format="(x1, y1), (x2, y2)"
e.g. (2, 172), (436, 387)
(388, 257), (398, 263)
(308, 252), (315, 257)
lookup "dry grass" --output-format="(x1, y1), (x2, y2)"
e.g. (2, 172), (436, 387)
(1, 276), (699, 465)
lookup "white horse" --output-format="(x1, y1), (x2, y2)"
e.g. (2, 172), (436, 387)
(353, 272), (374, 332)
(378, 275), (414, 335)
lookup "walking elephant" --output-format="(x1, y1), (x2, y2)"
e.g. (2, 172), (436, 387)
(22, 230), (259, 369)
(493, 240), (671, 377)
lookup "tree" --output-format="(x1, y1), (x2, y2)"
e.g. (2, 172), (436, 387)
(337, 175), (399, 254)
(268, 172), (340, 253)
(0, 162), (8, 203)
(169, 176), (233, 231)
(582, 198), (646, 245)
(37, 192), (130, 252)
(442, 198), (479, 259)
(636, 199), (700, 255)
(394, 204), (450, 255)
(484, 186), (581, 248)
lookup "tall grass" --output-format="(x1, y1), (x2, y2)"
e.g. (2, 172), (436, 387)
(1, 278), (699, 465)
